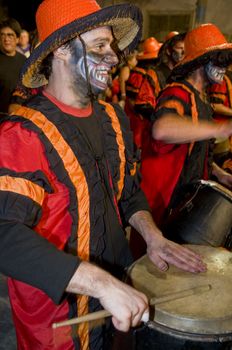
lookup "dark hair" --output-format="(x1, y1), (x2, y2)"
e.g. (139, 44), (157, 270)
(158, 32), (186, 63)
(38, 37), (76, 80)
(38, 52), (54, 80)
(0, 18), (22, 38)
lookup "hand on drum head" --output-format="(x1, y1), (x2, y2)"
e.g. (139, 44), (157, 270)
(146, 235), (207, 273)
(217, 171), (232, 189)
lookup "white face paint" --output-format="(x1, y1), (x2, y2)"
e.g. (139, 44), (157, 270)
(171, 41), (185, 64)
(205, 61), (226, 84)
(70, 27), (119, 95)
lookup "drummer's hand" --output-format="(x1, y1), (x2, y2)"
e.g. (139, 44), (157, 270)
(98, 276), (149, 332)
(67, 261), (149, 333)
(129, 210), (207, 274)
(146, 233), (207, 273)
(212, 162), (232, 189)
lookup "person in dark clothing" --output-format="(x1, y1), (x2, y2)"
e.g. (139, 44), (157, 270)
(0, 0), (206, 349)
(0, 18), (26, 112)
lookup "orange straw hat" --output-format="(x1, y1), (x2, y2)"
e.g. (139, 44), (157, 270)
(137, 37), (161, 60)
(172, 23), (232, 77)
(21, 0), (142, 88)
(164, 31), (179, 42)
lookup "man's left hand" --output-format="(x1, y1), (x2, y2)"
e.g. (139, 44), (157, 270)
(146, 233), (207, 273)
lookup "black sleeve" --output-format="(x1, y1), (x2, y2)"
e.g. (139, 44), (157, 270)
(134, 103), (155, 120)
(0, 219), (80, 304)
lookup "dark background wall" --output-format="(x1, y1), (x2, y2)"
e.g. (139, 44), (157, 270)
(1, 0), (42, 30)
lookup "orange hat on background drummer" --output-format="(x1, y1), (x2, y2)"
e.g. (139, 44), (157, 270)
(137, 37), (162, 60)
(171, 23), (232, 78)
(164, 31), (179, 42)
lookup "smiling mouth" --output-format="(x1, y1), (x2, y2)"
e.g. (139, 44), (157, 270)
(90, 68), (110, 88)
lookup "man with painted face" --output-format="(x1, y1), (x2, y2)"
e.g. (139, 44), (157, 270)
(0, 1), (206, 349)
(139, 24), (232, 245)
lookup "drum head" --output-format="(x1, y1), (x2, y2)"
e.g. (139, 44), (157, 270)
(127, 245), (232, 335)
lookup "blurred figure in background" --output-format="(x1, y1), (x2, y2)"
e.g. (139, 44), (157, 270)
(16, 29), (31, 58)
(124, 37), (161, 150)
(135, 32), (185, 120)
(118, 50), (138, 108)
(0, 18), (26, 112)
(208, 63), (232, 173)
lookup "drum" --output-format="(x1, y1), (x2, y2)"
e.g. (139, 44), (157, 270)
(163, 180), (232, 249)
(126, 245), (232, 350)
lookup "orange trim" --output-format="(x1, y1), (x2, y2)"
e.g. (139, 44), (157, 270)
(14, 106), (90, 349)
(126, 85), (139, 93)
(0, 175), (45, 205)
(167, 82), (199, 155)
(159, 100), (185, 117)
(99, 100), (126, 200)
(224, 75), (232, 108)
(210, 92), (226, 103)
(147, 69), (161, 97)
(134, 67), (146, 75)
(130, 162), (137, 177)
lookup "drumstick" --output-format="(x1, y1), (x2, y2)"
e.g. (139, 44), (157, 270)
(52, 284), (211, 329)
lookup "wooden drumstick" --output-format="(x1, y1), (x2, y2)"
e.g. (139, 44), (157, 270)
(52, 284), (211, 329)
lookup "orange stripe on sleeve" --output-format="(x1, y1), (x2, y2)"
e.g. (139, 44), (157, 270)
(158, 99), (185, 117)
(0, 175), (45, 205)
(167, 82), (199, 155)
(99, 101), (126, 200)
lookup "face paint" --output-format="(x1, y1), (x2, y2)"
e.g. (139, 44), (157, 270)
(205, 61), (226, 84)
(70, 27), (119, 96)
(170, 41), (185, 64)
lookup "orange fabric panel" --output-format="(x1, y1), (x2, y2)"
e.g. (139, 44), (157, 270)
(147, 69), (161, 97)
(14, 106), (90, 347)
(99, 101), (126, 200)
(0, 175), (45, 205)
(225, 75), (232, 108)
(210, 92), (226, 103)
(158, 99), (185, 117)
(167, 82), (199, 155)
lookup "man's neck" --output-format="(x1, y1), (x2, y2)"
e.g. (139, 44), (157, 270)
(186, 67), (206, 94)
(46, 77), (92, 109)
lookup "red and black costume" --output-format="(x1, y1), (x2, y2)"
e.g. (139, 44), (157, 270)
(0, 92), (149, 350)
(124, 65), (148, 149)
(208, 71), (232, 173)
(140, 80), (214, 226)
(135, 62), (171, 118)
(208, 70), (232, 122)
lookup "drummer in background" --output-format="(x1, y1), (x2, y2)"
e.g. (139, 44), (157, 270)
(130, 24), (232, 257)
(208, 63), (232, 173)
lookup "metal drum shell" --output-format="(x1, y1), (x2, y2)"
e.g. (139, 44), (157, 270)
(163, 180), (232, 248)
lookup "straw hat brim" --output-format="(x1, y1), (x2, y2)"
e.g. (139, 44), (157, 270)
(171, 44), (232, 78)
(21, 4), (142, 88)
